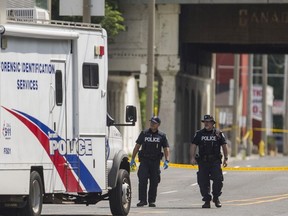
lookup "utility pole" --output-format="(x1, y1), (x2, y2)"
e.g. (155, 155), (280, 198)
(261, 55), (268, 155)
(283, 55), (288, 156)
(232, 54), (240, 157)
(246, 54), (253, 156)
(47, 0), (51, 18)
(145, 0), (155, 128)
(83, 0), (91, 23)
(211, 54), (216, 116)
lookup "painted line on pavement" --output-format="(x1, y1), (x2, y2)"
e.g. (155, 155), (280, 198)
(160, 190), (178, 195)
(224, 193), (288, 206)
(224, 193), (288, 203)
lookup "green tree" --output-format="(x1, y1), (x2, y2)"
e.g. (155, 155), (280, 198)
(139, 81), (159, 129)
(51, 0), (125, 40)
(100, 3), (125, 38)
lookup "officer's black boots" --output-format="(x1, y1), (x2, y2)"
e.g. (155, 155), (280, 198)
(137, 201), (156, 207)
(149, 202), (156, 207)
(137, 201), (147, 207)
(213, 198), (222, 208)
(202, 201), (211, 208)
(201, 198), (222, 208)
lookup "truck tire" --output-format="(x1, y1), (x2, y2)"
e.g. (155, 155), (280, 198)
(20, 171), (43, 216)
(0, 208), (17, 216)
(109, 169), (131, 216)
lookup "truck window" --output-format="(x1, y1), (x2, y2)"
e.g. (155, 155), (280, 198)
(82, 63), (99, 89)
(55, 70), (63, 106)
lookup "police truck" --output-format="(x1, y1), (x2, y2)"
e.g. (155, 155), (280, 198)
(0, 6), (135, 216)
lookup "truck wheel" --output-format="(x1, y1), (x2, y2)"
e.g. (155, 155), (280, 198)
(20, 171), (43, 216)
(109, 169), (131, 216)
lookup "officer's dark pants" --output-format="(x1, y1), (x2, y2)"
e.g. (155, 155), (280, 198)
(197, 160), (224, 201)
(137, 158), (160, 203)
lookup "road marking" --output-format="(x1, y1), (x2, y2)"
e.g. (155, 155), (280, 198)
(234, 166), (240, 168)
(224, 193), (288, 203)
(160, 190), (178, 195)
(224, 193), (288, 206)
(223, 166), (288, 171)
(133, 210), (168, 214)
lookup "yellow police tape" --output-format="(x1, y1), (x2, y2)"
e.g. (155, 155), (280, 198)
(222, 126), (288, 133)
(130, 158), (288, 171)
(163, 162), (288, 171)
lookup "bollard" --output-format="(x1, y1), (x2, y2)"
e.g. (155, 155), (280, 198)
(259, 140), (265, 157)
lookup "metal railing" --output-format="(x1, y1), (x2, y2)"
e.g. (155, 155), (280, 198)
(7, 16), (102, 31)
(5, 8), (102, 31)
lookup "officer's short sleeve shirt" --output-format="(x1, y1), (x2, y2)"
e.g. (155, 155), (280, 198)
(218, 132), (227, 145)
(191, 131), (201, 145)
(136, 131), (145, 145)
(161, 133), (169, 148)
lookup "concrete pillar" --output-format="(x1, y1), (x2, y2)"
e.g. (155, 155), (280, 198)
(211, 54), (216, 116)
(156, 4), (180, 162)
(0, 0), (7, 24)
(158, 70), (178, 162)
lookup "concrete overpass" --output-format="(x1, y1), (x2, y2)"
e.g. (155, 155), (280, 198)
(108, 0), (288, 162)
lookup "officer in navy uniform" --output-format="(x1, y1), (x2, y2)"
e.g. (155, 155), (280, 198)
(190, 115), (228, 208)
(130, 116), (170, 207)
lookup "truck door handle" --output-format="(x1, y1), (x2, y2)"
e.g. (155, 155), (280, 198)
(50, 84), (56, 113)
(101, 89), (106, 98)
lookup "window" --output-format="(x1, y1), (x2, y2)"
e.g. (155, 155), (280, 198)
(83, 63), (99, 89)
(55, 70), (63, 106)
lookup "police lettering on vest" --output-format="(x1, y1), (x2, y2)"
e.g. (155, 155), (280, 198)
(144, 137), (160, 142)
(201, 136), (217, 142)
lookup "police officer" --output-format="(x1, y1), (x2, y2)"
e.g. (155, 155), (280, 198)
(190, 115), (228, 208)
(130, 116), (170, 207)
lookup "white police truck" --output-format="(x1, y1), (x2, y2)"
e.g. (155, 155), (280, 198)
(0, 8), (136, 216)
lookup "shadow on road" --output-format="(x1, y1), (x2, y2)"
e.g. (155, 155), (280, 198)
(130, 206), (204, 210)
(42, 215), (111, 216)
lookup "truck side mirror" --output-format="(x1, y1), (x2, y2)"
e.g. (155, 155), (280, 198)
(107, 113), (115, 127)
(126, 106), (137, 123)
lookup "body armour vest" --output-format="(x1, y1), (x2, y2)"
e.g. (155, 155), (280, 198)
(192, 128), (226, 156)
(136, 129), (169, 158)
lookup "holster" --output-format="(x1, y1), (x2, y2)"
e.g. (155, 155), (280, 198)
(138, 150), (143, 162)
(195, 154), (200, 163)
(159, 152), (164, 160)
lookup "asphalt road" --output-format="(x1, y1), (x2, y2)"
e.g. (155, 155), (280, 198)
(42, 155), (288, 216)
